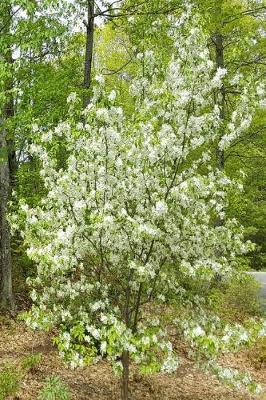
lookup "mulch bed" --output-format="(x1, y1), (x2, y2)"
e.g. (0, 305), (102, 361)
(0, 319), (265, 399)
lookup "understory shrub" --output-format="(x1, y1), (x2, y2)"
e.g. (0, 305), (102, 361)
(210, 275), (262, 322)
(0, 365), (20, 400)
(21, 352), (42, 373)
(38, 375), (71, 400)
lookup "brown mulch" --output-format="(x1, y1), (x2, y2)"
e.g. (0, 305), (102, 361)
(0, 319), (266, 400)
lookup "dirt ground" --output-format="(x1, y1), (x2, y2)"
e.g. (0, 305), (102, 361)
(0, 318), (266, 400)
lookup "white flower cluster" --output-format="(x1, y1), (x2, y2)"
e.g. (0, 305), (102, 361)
(177, 307), (266, 393)
(219, 80), (266, 151)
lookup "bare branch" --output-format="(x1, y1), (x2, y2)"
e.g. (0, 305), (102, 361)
(101, 58), (133, 75)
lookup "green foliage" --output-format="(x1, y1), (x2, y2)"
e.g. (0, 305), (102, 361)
(210, 275), (262, 322)
(0, 353), (43, 399)
(191, 0), (266, 271)
(21, 352), (42, 373)
(0, 366), (20, 400)
(38, 375), (71, 400)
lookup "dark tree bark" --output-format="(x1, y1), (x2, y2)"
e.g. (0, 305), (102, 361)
(0, 121), (14, 310)
(214, 32), (226, 171)
(5, 49), (16, 183)
(0, 2), (15, 310)
(120, 280), (131, 400)
(121, 351), (130, 400)
(83, 0), (95, 107)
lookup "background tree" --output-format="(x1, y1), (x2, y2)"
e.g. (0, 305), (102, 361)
(194, 0), (266, 269)
(0, 0), (69, 308)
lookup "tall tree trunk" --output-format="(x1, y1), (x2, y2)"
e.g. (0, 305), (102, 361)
(214, 32), (225, 170)
(0, 121), (14, 310)
(213, 1), (226, 171)
(213, 32), (226, 235)
(83, 0), (95, 108)
(0, 2), (15, 310)
(6, 48), (16, 183)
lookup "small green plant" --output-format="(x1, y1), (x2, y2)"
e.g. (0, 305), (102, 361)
(38, 375), (71, 400)
(21, 352), (42, 373)
(0, 365), (20, 400)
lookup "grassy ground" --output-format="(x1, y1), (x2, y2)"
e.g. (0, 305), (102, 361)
(0, 317), (266, 400)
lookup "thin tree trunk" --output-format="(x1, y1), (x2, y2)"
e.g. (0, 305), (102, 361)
(120, 280), (131, 400)
(83, 0), (95, 108)
(0, 121), (14, 310)
(213, 30), (226, 236)
(121, 351), (130, 400)
(214, 32), (225, 171)
(0, 2), (15, 310)
(5, 49), (16, 183)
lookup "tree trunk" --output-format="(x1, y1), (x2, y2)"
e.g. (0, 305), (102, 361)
(83, 0), (95, 108)
(120, 279), (131, 400)
(121, 351), (130, 400)
(0, 121), (14, 310)
(214, 32), (225, 171)
(0, 2), (15, 310)
(213, 31), (226, 236)
(5, 45), (16, 183)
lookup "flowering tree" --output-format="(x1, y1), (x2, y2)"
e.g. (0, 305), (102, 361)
(13, 7), (266, 400)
